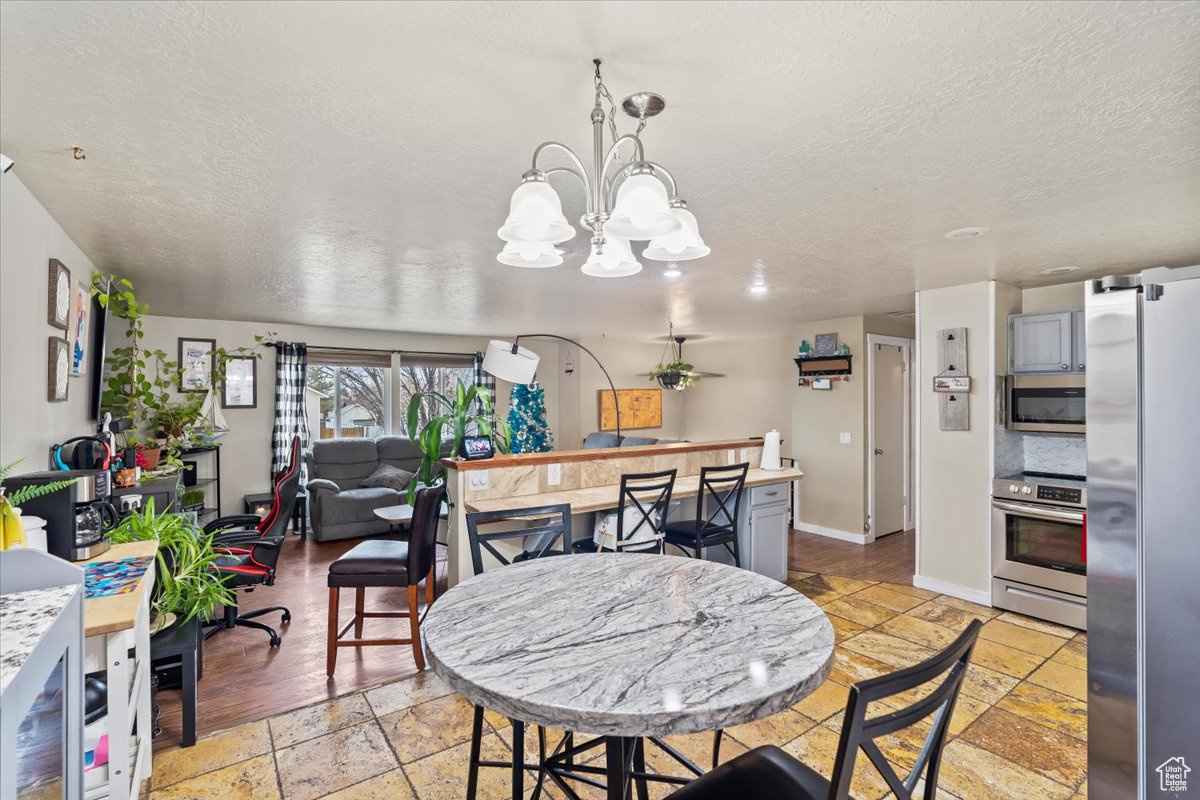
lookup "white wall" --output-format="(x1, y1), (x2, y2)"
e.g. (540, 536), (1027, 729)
(678, 336), (793, 443)
(0, 173), (97, 469)
(1021, 281), (1086, 313)
(915, 281), (1011, 601)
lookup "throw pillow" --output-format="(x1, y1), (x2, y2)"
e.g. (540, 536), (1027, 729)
(361, 464), (415, 492)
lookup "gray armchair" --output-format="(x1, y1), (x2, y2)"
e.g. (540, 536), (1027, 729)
(304, 437), (426, 542)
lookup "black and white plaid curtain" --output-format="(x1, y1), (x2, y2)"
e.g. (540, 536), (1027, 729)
(272, 342), (310, 476)
(473, 352), (496, 407)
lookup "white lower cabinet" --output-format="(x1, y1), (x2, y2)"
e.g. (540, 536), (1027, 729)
(745, 502), (790, 582)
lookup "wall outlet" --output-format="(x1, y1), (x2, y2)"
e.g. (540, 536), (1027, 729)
(547, 463), (562, 486)
(468, 470), (490, 491)
(839, 432), (852, 445)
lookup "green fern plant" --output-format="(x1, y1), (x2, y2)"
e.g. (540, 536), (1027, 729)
(0, 459), (78, 506)
(404, 378), (510, 503)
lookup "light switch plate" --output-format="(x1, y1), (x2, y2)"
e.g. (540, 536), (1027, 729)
(468, 470), (490, 491)
(547, 463), (562, 486)
(839, 432), (852, 445)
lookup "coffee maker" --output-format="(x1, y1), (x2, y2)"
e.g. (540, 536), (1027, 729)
(6, 469), (116, 560)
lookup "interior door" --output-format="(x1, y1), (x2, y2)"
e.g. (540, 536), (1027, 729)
(872, 344), (905, 536)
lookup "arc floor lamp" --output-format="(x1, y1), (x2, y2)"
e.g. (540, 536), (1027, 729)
(482, 335), (622, 440)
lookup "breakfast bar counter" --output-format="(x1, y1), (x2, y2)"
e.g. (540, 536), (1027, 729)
(440, 439), (801, 586)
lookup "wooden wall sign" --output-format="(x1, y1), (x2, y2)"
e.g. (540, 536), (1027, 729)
(936, 327), (970, 431)
(598, 388), (663, 432)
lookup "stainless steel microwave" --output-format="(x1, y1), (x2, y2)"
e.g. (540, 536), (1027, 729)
(1006, 374), (1086, 434)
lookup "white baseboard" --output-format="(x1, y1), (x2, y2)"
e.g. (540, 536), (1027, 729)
(912, 574), (993, 606)
(795, 523), (868, 544)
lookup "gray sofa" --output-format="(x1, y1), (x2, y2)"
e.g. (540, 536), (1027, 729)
(582, 433), (684, 448)
(304, 436), (426, 542)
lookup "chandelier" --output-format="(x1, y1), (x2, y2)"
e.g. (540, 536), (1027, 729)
(496, 59), (709, 277)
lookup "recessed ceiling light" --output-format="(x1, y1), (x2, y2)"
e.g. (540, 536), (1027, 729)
(1039, 265), (1080, 275)
(748, 257), (768, 294)
(748, 283), (768, 295)
(663, 263), (682, 278)
(944, 226), (990, 240)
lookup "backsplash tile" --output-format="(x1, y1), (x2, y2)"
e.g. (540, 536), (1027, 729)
(1023, 434), (1086, 476)
(994, 425), (1025, 478)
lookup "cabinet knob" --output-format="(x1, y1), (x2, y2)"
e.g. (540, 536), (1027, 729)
(1060, 363), (1069, 370)
(874, 448), (884, 455)
(1077, 363), (1085, 370)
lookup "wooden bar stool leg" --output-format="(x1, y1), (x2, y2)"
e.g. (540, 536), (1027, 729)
(326, 587), (339, 677)
(425, 565), (436, 607)
(408, 584), (425, 670)
(354, 587), (365, 638)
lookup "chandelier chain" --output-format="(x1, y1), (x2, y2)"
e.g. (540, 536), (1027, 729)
(594, 63), (645, 163)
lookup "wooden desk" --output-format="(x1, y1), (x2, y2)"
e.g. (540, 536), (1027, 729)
(81, 540), (157, 800)
(463, 467), (804, 514)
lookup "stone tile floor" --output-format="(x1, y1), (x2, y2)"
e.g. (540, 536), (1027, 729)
(149, 572), (1088, 799)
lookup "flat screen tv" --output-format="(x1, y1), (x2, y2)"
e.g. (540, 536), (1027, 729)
(88, 293), (110, 421)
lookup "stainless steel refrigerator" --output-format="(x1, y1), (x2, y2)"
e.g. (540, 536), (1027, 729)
(1087, 265), (1200, 799)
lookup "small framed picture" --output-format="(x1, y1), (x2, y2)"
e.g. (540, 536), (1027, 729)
(69, 281), (91, 376)
(933, 376), (972, 393)
(221, 356), (257, 409)
(48, 259), (71, 330)
(811, 378), (833, 390)
(178, 338), (216, 392)
(813, 333), (838, 357)
(48, 337), (70, 402)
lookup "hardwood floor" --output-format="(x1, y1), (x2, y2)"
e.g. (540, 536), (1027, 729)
(788, 527), (915, 584)
(154, 525), (915, 744)
(152, 530), (437, 747)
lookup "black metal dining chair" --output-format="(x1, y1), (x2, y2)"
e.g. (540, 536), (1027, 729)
(463, 504), (573, 800)
(663, 462), (749, 566)
(572, 468), (677, 554)
(666, 619), (983, 800)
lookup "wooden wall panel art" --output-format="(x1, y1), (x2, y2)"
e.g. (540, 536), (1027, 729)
(598, 389), (663, 432)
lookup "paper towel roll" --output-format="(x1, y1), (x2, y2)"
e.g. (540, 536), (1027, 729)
(760, 429), (782, 471)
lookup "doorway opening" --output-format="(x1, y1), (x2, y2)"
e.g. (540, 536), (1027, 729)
(867, 334), (914, 544)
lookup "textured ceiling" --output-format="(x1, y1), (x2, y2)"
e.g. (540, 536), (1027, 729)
(1, 0), (1198, 340)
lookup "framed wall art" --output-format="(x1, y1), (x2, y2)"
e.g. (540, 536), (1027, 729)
(178, 338), (216, 392)
(48, 337), (70, 402)
(598, 388), (663, 431)
(813, 332), (838, 357)
(221, 355), (257, 409)
(48, 259), (71, 330)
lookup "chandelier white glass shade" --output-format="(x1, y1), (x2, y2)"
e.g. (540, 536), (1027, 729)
(497, 178), (575, 245)
(496, 59), (706, 277)
(581, 232), (641, 278)
(497, 241), (564, 268)
(481, 340), (540, 385)
(642, 202), (711, 261)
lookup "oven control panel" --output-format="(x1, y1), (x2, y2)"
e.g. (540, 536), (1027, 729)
(1037, 485), (1083, 505)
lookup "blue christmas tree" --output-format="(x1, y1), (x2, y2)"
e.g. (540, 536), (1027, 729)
(508, 382), (554, 453)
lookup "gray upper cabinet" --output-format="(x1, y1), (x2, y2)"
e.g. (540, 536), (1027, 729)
(1009, 311), (1074, 373)
(1071, 309), (1086, 372)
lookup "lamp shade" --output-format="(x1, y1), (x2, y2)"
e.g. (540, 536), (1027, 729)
(581, 235), (642, 278)
(482, 339), (540, 384)
(497, 180), (576, 245)
(604, 173), (681, 240)
(643, 206), (710, 261)
(497, 242), (564, 268)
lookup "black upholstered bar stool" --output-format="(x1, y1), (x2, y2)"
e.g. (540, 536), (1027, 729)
(326, 484), (445, 676)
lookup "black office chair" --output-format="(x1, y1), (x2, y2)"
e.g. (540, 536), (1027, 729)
(463, 504), (573, 800)
(202, 435), (301, 647)
(572, 468), (677, 554)
(667, 620), (983, 800)
(663, 462), (749, 566)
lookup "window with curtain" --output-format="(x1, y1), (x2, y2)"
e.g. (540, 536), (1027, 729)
(307, 348), (478, 439)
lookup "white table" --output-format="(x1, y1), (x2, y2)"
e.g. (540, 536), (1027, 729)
(373, 502), (449, 527)
(423, 553), (835, 800)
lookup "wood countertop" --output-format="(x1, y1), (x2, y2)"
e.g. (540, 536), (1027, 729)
(463, 467), (803, 515)
(442, 438), (765, 472)
(82, 540), (158, 637)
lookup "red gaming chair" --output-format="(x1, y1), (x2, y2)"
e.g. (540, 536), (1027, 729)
(202, 435), (301, 647)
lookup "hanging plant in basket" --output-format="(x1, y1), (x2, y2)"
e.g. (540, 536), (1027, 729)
(648, 359), (698, 391)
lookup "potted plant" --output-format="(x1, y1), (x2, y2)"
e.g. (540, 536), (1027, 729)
(404, 378), (511, 503)
(648, 359), (698, 391)
(108, 498), (234, 629)
(179, 489), (206, 512)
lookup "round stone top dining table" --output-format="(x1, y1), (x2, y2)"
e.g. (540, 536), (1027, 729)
(423, 553), (835, 739)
